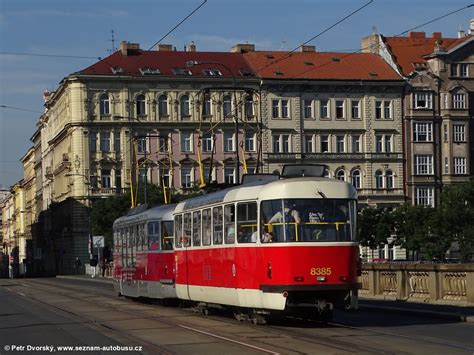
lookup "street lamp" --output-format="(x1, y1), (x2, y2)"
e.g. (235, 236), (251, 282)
(186, 60), (242, 184)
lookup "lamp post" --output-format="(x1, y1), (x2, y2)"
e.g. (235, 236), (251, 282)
(186, 60), (241, 184)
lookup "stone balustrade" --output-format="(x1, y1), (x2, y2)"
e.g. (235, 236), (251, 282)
(360, 263), (474, 304)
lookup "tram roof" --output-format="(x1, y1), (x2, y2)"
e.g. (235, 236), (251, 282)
(175, 177), (356, 213)
(113, 203), (176, 228)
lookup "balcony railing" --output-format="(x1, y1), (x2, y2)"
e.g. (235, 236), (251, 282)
(90, 188), (127, 196)
(266, 152), (403, 162)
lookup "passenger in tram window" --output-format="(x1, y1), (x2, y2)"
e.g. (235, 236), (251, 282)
(268, 201), (301, 225)
(260, 226), (274, 243)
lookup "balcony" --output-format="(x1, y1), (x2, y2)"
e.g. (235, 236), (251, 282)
(266, 153), (299, 162)
(90, 188), (127, 196)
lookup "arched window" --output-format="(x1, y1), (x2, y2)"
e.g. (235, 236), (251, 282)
(136, 94), (146, 116)
(244, 95), (254, 118)
(336, 169), (345, 181)
(158, 94), (168, 117)
(375, 170), (383, 189)
(99, 94), (110, 115)
(386, 170), (394, 189)
(223, 95), (232, 118)
(180, 95), (190, 117)
(351, 169), (361, 189)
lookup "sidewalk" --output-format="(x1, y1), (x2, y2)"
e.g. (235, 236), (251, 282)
(56, 275), (473, 322)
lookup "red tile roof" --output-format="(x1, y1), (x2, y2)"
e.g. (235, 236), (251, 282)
(242, 51), (401, 80)
(383, 32), (473, 76)
(79, 50), (255, 78)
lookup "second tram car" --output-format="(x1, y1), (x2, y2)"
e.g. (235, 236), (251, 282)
(113, 204), (176, 299)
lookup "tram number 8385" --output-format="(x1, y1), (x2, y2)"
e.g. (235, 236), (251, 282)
(310, 267), (332, 276)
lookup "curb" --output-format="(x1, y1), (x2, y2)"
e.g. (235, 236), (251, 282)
(359, 303), (472, 323)
(56, 275), (114, 284)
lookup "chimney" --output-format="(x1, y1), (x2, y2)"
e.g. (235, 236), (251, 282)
(120, 41), (140, 56)
(187, 41), (196, 52)
(157, 44), (173, 51)
(469, 19), (474, 34)
(300, 44), (316, 52)
(231, 43), (255, 53)
(458, 27), (466, 38)
(432, 32), (442, 39)
(409, 32), (426, 38)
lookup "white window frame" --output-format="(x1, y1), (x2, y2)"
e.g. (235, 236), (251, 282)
(304, 134), (314, 153)
(414, 155), (433, 175)
(335, 100), (345, 119)
(453, 157), (466, 175)
(336, 135), (345, 153)
(320, 99), (330, 119)
(181, 132), (193, 152)
(272, 99), (290, 119)
(136, 94), (146, 116)
(460, 63), (468, 77)
(413, 92), (433, 109)
(452, 93), (466, 109)
(158, 94), (168, 117)
(101, 169), (112, 188)
(181, 167), (193, 188)
(303, 99), (313, 119)
(351, 100), (360, 119)
(414, 122), (433, 142)
(99, 94), (110, 116)
(375, 134), (393, 153)
(224, 167), (236, 184)
(415, 187), (434, 207)
(320, 134), (330, 153)
(224, 132), (235, 152)
(352, 135), (362, 153)
(453, 125), (466, 142)
(202, 134), (213, 152)
(351, 170), (361, 189)
(244, 131), (255, 152)
(272, 134), (291, 153)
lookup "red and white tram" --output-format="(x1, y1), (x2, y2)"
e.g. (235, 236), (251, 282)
(113, 165), (360, 323)
(113, 203), (176, 299)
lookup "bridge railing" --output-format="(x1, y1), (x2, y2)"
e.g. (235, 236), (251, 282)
(360, 263), (474, 304)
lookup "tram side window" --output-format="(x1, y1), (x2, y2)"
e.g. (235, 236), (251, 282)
(192, 211), (202, 246)
(148, 221), (160, 250)
(140, 223), (146, 251)
(202, 209), (212, 246)
(130, 226), (136, 266)
(183, 213), (191, 247)
(174, 215), (183, 248)
(213, 207), (223, 245)
(161, 221), (174, 250)
(237, 202), (257, 243)
(224, 204), (235, 244)
(135, 225), (142, 252)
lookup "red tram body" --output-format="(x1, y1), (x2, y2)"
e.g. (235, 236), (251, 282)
(113, 169), (360, 322)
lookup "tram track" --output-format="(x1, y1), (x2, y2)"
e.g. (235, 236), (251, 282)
(9, 279), (473, 354)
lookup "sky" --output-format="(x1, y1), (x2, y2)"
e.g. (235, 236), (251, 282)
(0, 0), (473, 189)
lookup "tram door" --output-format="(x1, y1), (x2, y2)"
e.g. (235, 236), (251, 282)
(175, 213), (192, 300)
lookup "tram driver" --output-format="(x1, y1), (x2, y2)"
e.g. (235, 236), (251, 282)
(268, 200), (301, 241)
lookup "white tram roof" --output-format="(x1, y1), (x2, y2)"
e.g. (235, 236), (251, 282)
(113, 203), (176, 229)
(175, 177), (356, 213)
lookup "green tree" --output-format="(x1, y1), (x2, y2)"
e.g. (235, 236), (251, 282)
(358, 207), (393, 259)
(438, 181), (474, 262)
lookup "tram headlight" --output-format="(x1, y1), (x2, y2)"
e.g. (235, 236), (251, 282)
(317, 276), (326, 282)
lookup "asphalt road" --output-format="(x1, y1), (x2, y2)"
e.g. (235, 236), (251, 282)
(0, 277), (473, 354)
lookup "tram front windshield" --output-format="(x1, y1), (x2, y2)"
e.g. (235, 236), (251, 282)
(261, 199), (357, 242)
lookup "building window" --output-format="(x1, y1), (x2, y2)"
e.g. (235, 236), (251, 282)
(444, 124), (449, 142)
(158, 94), (168, 117)
(137, 137), (146, 153)
(351, 100), (360, 119)
(245, 95), (254, 118)
(450, 63), (458, 77)
(453, 125), (466, 142)
(303, 99), (313, 119)
(351, 170), (361, 189)
(100, 132), (110, 152)
(115, 169), (122, 190)
(304, 134), (314, 153)
(224, 132), (234, 152)
(202, 94), (212, 117)
(413, 122), (433, 142)
(181, 132), (193, 152)
(160, 168), (171, 187)
(335, 100), (345, 119)
(335, 169), (345, 181)
(224, 167), (235, 184)
(223, 95), (232, 118)
(136, 94), (146, 116)
(386, 170), (394, 189)
(413, 92), (432, 109)
(244, 131), (255, 152)
(415, 187), (434, 207)
(89, 132), (97, 152)
(181, 167), (192, 188)
(452, 93), (466, 109)
(180, 95), (190, 117)
(352, 135), (361, 153)
(460, 63), (468, 77)
(320, 99), (329, 118)
(99, 94), (110, 115)
(202, 133), (213, 152)
(375, 134), (392, 153)
(336, 135), (345, 153)
(375, 100), (392, 119)
(114, 132), (120, 153)
(454, 157), (466, 175)
(101, 169), (111, 188)
(272, 134), (291, 153)
(320, 134), (329, 153)
(375, 170), (383, 189)
(159, 136), (170, 152)
(414, 155), (433, 175)
(272, 99), (289, 118)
